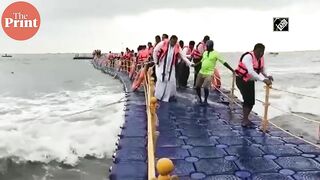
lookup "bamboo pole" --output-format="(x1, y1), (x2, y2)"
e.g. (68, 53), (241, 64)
(262, 85), (271, 133)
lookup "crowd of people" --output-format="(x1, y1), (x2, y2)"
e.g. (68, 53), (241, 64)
(92, 34), (273, 128)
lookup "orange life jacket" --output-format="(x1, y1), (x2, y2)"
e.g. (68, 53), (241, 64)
(108, 53), (114, 60)
(192, 41), (206, 60)
(138, 49), (149, 61)
(157, 40), (180, 65)
(157, 40), (181, 81)
(235, 51), (265, 82)
(123, 52), (131, 60)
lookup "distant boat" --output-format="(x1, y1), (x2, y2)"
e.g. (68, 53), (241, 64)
(269, 52), (279, 55)
(2, 54), (12, 57)
(73, 53), (93, 60)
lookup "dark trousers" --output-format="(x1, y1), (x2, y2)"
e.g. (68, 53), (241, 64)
(152, 65), (157, 83)
(193, 63), (202, 87)
(236, 76), (255, 108)
(176, 62), (190, 87)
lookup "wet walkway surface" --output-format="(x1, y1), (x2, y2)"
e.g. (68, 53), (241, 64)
(103, 67), (320, 180)
(156, 88), (320, 179)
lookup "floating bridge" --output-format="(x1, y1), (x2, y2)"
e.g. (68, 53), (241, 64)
(92, 61), (320, 180)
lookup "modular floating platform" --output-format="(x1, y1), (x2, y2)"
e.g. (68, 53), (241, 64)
(93, 65), (320, 180)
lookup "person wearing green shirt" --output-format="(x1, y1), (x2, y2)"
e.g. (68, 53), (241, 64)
(195, 40), (234, 105)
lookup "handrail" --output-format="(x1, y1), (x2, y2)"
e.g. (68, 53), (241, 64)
(213, 72), (320, 147)
(260, 85), (271, 132)
(144, 66), (156, 179)
(101, 57), (176, 179)
(142, 63), (176, 180)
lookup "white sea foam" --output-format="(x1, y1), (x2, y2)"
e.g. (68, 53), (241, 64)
(251, 86), (320, 118)
(0, 86), (125, 166)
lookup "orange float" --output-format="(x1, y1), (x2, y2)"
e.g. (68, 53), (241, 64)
(212, 68), (221, 89)
(131, 68), (145, 91)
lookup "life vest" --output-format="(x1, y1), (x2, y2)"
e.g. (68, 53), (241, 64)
(124, 52), (133, 60)
(235, 51), (265, 82)
(131, 68), (145, 91)
(192, 41), (206, 61)
(108, 53), (114, 60)
(157, 40), (180, 65)
(211, 69), (221, 89)
(183, 46), (192, 55)
(138, 49), (149, 61)
(156, 40), (181, 81)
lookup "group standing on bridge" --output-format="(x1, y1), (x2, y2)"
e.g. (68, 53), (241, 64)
(92, 34), (274, 128)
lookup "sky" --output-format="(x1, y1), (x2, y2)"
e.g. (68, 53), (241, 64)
(0, 0), (320, 53)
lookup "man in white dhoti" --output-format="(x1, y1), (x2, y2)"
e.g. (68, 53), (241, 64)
(153, 35), (194, 102)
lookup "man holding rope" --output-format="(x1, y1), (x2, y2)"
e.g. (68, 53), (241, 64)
(194, 40), (234, 105)
(235, 43), (273, 128)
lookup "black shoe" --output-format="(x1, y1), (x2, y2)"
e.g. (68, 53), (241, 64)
(196, 99), (203, 105)
(241, 121), (256, 129)
(169, 96), (177, 102)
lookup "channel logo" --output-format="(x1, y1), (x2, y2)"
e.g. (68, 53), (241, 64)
(273, 17), (289, 32)
(1, 1), (41, 41)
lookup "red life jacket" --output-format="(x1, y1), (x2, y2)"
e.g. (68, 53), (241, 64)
(235, 51), (265, 82)
(123, 52), (131, 60)
(108, 53), (114, 60)
(157, 40), (180, 65)
(138, 49), (149, 61)
(192, 41), (206, 60)
(157, 40), (181, 81)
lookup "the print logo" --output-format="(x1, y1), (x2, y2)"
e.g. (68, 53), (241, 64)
(273, 17), (289, 32)
(1, 1), (41, 41)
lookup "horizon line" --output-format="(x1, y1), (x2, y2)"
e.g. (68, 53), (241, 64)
(2, 49), (320, 55)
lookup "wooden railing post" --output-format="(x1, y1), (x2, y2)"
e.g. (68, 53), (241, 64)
(262, 85), (271, 133)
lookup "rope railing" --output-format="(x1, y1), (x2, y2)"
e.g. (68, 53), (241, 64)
(255, 99), (320, 124)
(213, 71), (320, 146)
(271, 87), (320, 100)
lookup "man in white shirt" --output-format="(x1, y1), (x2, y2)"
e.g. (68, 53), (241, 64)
(235, 43), (273, 128)
(153, 35), (194, 102)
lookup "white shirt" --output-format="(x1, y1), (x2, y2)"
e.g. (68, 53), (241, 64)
(242, 54), (269, 82)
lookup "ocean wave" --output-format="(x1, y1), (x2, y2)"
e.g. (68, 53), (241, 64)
(0, 86), (124, 166)
(270, 113), (320, 143)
